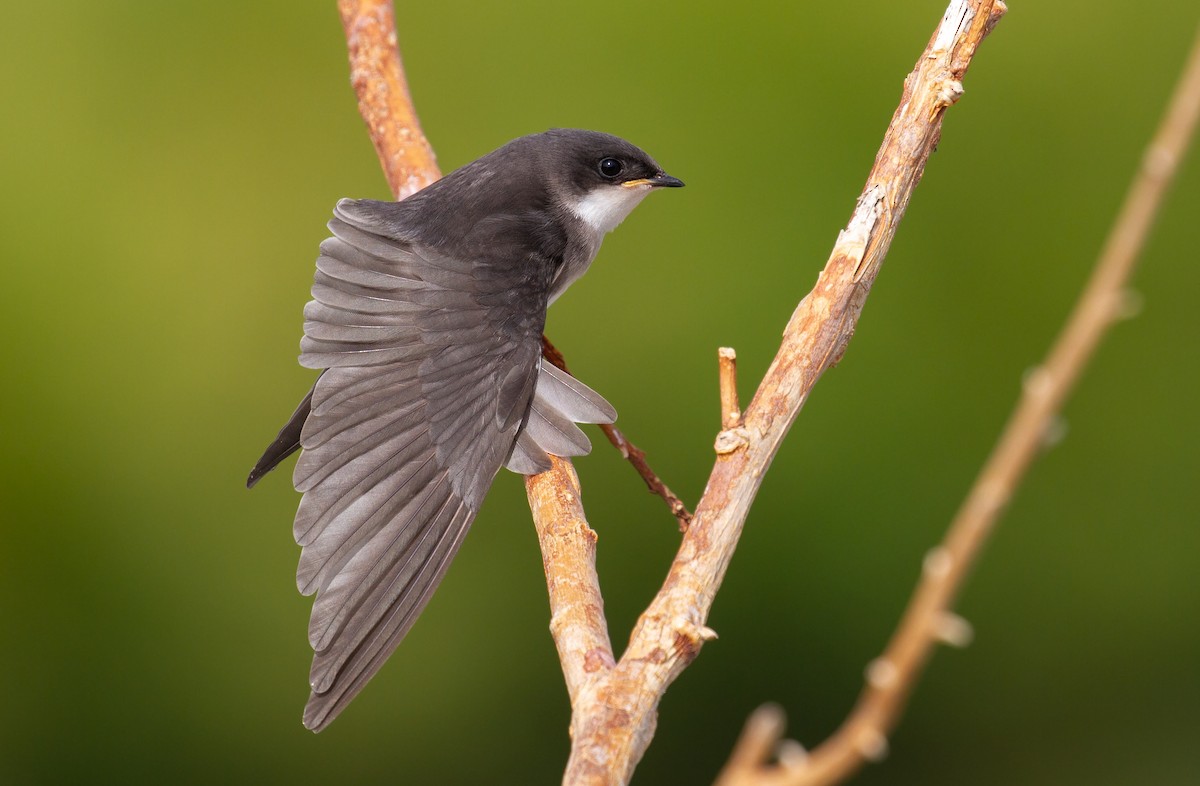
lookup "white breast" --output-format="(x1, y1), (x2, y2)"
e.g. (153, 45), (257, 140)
(568, 184), (651, 235)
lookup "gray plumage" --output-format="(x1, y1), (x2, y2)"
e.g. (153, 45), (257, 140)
(248, 129), (682, 731)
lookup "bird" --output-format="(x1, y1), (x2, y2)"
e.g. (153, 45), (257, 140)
(247, 128), (683, 731)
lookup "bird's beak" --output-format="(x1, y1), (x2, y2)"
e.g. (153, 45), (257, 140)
(622, 172), (686, 189)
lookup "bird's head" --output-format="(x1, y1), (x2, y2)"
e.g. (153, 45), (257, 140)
(537, 128), (684, 235)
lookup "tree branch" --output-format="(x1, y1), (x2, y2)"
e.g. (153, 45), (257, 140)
(526, 2), (1008, 783)
(717, 17), (1200, 786)
(526, 457), (615, 703)
(337, 0), (439, 198)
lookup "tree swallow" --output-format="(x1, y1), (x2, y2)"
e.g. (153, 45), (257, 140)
(248, 129), (683, 731)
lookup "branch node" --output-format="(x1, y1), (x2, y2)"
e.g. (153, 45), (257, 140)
(932, 79), (965, 119)
(1040, 415), (1069, 451)
(865, 657), (899, 689)
(1115, 288), (1144, 320)
(856, 729), (890, 762)
(715, 427), (753, 455)
(776, 738), (810, 769)
(922, 546), (953, 579)
(1021, 365), (1054, 399)
(672, 617), (718, 658)
(933, 612), (975, 648)
(1143, 143), (1178, 178)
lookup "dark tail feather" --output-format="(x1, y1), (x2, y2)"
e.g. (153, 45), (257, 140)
(247, 386), (314, 488)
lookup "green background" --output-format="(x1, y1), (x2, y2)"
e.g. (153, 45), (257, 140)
(3, 1), (1198, 783)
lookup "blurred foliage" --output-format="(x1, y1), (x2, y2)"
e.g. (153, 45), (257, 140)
(2, 1), (1198, 783)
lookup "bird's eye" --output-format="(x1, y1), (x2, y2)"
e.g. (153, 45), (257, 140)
(598, 158), (623, 179)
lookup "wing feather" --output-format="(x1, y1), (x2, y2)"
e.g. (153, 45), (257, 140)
(293, 423), (433, 548)
(505, 429), (554, 474)
(292, 398), (422, 493)
(296, 447), (440, 596)
(307, 470), (454, 653)
(290, 199), (560, 731)
(536, 362), (618, 424)
(262, 196), (623, 731)
(246, 179), (631, 731)
(301, 503), (472, 732)
(524, 396), (592, 457)
(310, 365), (413, 416)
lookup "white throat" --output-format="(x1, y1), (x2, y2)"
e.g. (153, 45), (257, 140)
(568, 184), (651, 235)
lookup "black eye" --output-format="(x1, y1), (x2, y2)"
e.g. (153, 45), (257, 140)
(598, 157), (623, 179)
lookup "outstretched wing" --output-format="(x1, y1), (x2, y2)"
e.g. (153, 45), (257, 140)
(292, 198), (557, 731)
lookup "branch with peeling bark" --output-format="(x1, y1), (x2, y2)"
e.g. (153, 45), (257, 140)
(715, 17), (1200, 786)
(527, 2), (1006, 782)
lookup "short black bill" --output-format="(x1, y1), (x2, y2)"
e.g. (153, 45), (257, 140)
(622, 172), (685, 188)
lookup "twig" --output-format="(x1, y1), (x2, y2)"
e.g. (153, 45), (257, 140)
(542, 335), (695, 531)
(718, 348), (742, 430)
(598, 426), (695, 531)
(716, 17), (1200, 786)
(525, 2), (1008, 783)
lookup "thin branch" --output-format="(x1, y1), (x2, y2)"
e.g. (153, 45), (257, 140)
(542, 335), (694, 530)
(337, 0), (439, 198)
(598, 425), (695, 531)
(526, 457), (615, 702)
(524, 2), (1008, 783)
(717, 17), (1200, 786)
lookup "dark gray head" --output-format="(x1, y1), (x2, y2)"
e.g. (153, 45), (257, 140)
(398, 129), (683, 242)
(528, 128), (682, 189)
(530, 128), (685, 234)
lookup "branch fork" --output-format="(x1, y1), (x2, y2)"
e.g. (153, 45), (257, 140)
(334, 0), (1199, 783)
